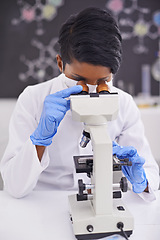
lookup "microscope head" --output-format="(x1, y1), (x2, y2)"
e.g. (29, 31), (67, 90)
(70, 81), (118, 148)
(70, 92), (118, 125)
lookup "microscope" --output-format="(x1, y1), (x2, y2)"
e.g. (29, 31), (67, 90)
(68, 81), (134, 239)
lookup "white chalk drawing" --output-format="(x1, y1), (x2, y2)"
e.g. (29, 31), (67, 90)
(12, 0), (64, 35)
(19, 38), (59, 82)
(106, 0), (160, 54)
(12, 0), (160, 84)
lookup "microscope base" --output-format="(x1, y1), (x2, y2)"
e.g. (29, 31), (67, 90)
(68, 194), (133, 239)
(75, 231), (132, 240)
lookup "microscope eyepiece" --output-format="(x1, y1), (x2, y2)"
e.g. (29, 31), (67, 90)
(96, 80), (110, 94)
(77, 81), (89, 95)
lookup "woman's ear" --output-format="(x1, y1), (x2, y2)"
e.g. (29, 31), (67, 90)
(107, 73), (113, 82)
(56, 54), (63, 72)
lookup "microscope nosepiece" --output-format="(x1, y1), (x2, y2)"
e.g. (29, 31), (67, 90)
(80, 130), (91, 148)
(80, 135), (90, 148)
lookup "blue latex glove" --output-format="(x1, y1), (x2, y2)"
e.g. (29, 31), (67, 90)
(30, 85), (82, 146)
(113, 141), (148, 193)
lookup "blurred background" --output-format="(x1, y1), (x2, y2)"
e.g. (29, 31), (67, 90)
(0, 0), (160, 189)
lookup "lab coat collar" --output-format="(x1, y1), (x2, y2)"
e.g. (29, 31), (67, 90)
(50, 73), (68, 95)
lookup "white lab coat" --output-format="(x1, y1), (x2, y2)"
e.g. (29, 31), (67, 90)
(0, 74), (159, 200)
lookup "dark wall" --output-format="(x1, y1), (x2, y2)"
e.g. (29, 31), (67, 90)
(0, 0), (160, 98)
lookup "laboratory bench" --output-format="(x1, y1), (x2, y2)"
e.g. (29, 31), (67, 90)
(0, 190), (159, 240)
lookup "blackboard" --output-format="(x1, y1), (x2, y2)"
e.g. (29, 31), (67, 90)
(0, 0), (160, 98)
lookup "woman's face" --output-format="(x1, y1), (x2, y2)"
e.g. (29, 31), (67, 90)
(56, 54), (112, 85)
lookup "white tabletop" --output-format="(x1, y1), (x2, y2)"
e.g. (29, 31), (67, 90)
(0, 190), (160, 240)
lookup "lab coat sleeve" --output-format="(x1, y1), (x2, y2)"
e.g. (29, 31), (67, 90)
(0, 87), (50, 198)
(117, 93), (159, 201)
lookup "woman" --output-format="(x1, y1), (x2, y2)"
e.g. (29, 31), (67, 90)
(1, 7), (159, 199)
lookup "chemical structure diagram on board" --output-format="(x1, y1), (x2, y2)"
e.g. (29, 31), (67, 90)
(12, 0), (64, 35)
(106, 0), (160, 54)
(19, 38), (60, 83)
(11, 0), (64, 83)
(12, 0), (160, 84)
